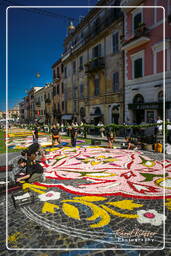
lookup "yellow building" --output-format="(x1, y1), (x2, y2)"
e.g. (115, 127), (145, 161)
(51, 59), (65, 123)
(62, 0), (124, 125)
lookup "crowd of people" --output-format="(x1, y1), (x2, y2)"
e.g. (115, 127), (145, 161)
(7, 116), (169, 186)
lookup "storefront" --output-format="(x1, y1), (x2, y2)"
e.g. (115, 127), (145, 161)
(128, 101), (171, 123)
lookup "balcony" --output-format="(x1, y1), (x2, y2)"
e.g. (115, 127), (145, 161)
(85, 57), (105, 74)
(122, 24), (150, 51)
(54, 75), (61, 82)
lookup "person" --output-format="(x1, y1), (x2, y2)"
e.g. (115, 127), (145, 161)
(124, 137), (137, 150)
(21, 143), (40, 164)
(71, 123), (78, 147)
(167, 119), (171, 144)
(97, 121), (105, 137)
(33, 125), (39, 143)
(79, 121), (84, 136)
(51, 124), (61, 146)
(16, 158), (44, 183)
(155, 116), (163, 135)
(60, 121), (64, 133)
(106, 127), (115, 148)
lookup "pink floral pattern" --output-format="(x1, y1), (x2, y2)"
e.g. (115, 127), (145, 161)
(37, 147), (171, 199)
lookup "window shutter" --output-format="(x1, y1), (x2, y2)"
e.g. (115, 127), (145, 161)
(134, 58), (142, 78)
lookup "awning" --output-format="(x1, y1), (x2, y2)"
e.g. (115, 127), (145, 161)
(61, 114), (73, 120)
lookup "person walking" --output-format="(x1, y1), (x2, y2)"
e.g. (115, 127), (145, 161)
(71, 123), (78, 147)
(51, 124), (61, 146)
(97, 121), (105, 137)
(106, 127), (115, 148)
(33, 124), (39, 143)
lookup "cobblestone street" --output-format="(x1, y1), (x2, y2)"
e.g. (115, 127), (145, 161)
(0, 146), (171, 256)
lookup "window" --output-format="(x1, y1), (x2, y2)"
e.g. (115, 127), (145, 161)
(112, 32), (119, 54)
(94, 78), (100, 96)
(57, 67), (60, 78)
(113, 72), (119, 92)
(53, 86), (56, 96)
(80, 84), (84, 98)
(62, 101), (64, 111)
(131, 50), (144, 79)
(92, 44), (101, 58)
(134, 13), (142, 33)
(73, 61), (76, 74)
(61, 83), (64, 94)
(74, 101), (77, 112)
(57, 85), (60, 94)
(134, 58), (143, 78)
(53, 70), (56, 79)
(64, 66), (67, 78)
(57, 103), (60, 112)
(73, 87), (77, 98)
(61, 64), (64, 73)
(79, 56), (83, 71)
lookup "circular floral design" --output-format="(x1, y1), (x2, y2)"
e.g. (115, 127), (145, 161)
(137, 209), (166, 226)
(38, 191), (61, 201)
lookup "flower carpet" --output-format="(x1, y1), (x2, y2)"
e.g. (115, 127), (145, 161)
(7, 145), (171, 250)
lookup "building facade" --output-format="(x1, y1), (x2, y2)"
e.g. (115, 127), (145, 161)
(34, 87), (46, 124)
(121, 0), (171, 123)
(27, 87), (42, 122)
(62, 0), (124, 125)
(52, 59), (65, 123)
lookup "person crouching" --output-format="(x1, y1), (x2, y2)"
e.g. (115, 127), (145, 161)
(16, 158), (44, 183)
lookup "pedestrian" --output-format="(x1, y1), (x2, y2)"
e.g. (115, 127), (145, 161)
(97, 121), (105, 137)
(33, 124), (39, 143)
(106, 127), (115, 148)
(51, 124), (61, 146)
(71, 123), (78, 147)
(60, 121), (64, 133)
(124, 137), (137, 150)
(155, 116), (163, 135)
(16, 159), (44, 183)
(79, 121), (84, 136)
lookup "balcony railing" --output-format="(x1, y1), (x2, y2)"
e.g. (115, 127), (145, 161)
(122, 24), (150, 50)
(85, 57), (105, 73)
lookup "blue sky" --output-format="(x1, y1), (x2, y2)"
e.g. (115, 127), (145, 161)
(0, 0), (98, 111)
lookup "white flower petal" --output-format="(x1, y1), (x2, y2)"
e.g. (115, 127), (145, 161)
(38, 191), (61, 201)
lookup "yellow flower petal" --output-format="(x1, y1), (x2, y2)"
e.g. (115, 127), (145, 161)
(102, 205), (138, 218)
(106, 200), (143, 210)
(73, 196), (106, 202)
(62, 203), (80, 220)
(42, 202), (59, 214)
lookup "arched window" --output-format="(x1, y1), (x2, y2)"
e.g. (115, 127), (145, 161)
(158, 91), (163, 102)
(133, 94), (144, 104)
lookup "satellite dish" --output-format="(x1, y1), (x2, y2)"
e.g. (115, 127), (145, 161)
(36, 72), (40, 78)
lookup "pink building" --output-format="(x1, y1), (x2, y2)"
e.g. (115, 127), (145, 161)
(121, 0), (171, 123)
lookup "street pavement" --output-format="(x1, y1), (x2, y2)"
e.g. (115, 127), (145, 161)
(0, 130), (171, 256)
